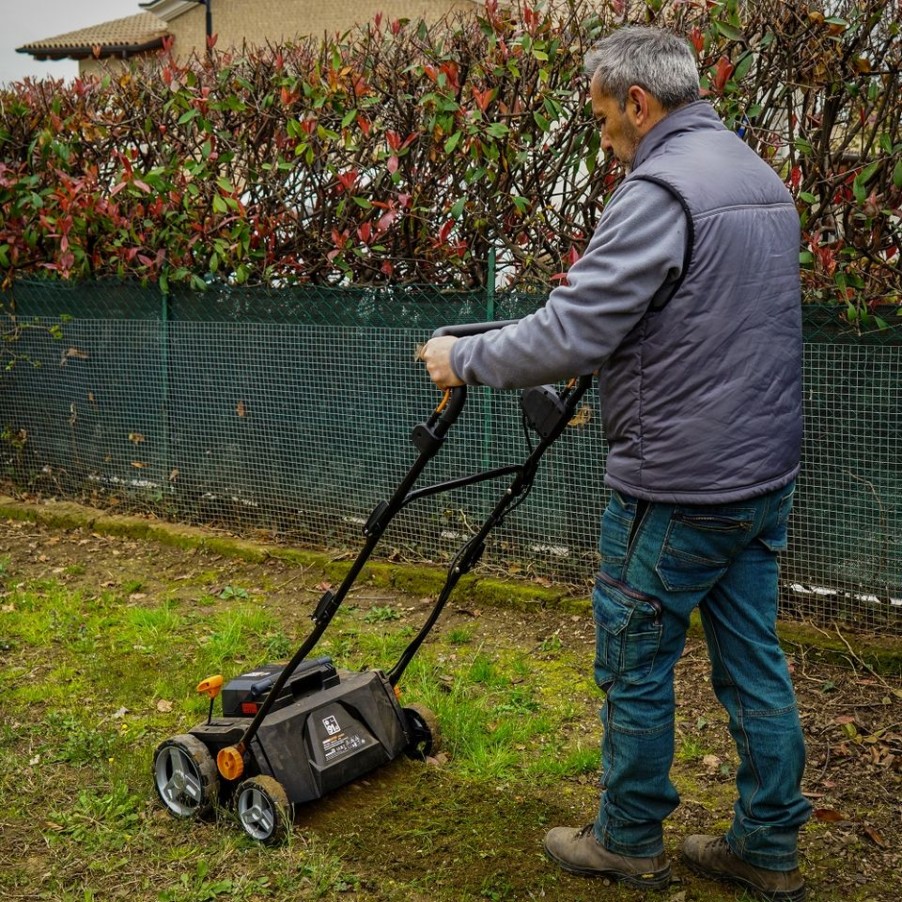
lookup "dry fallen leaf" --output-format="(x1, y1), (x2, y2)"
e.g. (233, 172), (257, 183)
(156, 699), (173, 713)
(813, 808), (849, 823)
(862, 825), (887, 847)
(61, 347), (90, 364)
(568, 405), (593, 427)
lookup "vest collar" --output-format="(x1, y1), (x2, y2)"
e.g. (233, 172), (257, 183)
(632, 101), (725, 169)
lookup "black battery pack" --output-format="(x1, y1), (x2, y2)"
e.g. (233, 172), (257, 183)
(221, 656), (340, 717)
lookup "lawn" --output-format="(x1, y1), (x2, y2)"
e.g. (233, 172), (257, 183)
(1, 512), (900, 901)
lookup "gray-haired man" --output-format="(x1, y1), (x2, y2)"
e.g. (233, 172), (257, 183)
(423, 25), (811, 901)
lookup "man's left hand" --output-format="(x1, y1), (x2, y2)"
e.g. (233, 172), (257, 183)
(420, 335), (464, 389)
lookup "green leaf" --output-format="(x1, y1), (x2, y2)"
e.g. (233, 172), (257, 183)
(444, 131), (462, 153)
(857, 160), (881, 186)
(733, 52), (755, 82)
(892, 159), (902, 189)
(486, 122), (509, 139)
(714, 21), (744, 41)
(799, 192), (818, 204)
(450, 197), (466, 219)
(177, 109), (199, 125)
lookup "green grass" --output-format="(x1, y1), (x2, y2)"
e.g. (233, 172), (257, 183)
(0, 568), (609, 902)
(4, 553), (893, 902)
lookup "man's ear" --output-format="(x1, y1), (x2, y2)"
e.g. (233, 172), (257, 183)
(627, 85), (667, 134)
(626, 85), (649, 124)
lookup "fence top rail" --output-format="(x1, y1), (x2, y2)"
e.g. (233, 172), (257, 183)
(3, 279), (902, 343)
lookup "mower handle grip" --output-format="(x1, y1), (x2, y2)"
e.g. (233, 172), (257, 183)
(431, 319), (520, 339)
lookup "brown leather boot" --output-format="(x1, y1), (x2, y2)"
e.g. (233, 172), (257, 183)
(543, 824), (671, 889)
(683, 835), (805, 901)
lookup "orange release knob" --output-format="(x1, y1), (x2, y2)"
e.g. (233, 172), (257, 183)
(217, 744), (245, 781)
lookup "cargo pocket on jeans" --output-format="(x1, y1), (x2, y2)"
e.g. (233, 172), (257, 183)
(655, 507), (754, 592)
(593, 571), (663, 688)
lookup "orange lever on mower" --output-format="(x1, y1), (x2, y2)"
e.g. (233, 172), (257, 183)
(197, 675), (224, 727)
(196, 675), (223, 698)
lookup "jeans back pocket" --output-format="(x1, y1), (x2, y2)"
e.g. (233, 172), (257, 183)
(656, 507), (754, 592)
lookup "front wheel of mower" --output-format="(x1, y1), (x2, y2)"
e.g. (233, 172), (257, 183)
(153, 733), (219, 819)
(403, 703), (441, 760)
(235, 775), (293, 844)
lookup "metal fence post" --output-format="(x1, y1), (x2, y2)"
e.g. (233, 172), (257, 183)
(161, 285), (172, 503)
(481, 249), (497, 479)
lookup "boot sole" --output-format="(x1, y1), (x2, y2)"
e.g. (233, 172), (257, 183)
(683, 854), (806, 901)
(544, 848), (672, 890)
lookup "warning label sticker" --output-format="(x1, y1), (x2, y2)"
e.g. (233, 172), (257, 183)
(322, 731), (367, 761)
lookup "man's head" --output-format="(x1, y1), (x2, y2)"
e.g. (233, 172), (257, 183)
(584, 26), (700, 167)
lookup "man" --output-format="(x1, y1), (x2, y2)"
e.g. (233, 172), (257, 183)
(421, 25), (811, 902)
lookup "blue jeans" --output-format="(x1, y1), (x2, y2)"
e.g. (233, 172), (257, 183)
(592, 482), (811, 871)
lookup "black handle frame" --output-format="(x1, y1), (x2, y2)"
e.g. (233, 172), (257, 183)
(231, 320), (592, 755)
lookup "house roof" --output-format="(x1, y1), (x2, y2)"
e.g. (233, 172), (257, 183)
(17, 12), (170, 62)
(138, 0), (200, 23)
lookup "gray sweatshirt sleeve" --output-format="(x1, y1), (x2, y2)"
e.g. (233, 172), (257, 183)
(449, 179), (688, 388)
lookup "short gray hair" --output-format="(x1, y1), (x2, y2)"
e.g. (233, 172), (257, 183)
(583, 26), (700, 111)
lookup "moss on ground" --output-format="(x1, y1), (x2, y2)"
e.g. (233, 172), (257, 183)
(3, 494), (898, 675)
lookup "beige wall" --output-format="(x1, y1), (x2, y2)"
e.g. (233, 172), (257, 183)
(75, 0), (478, 76)
(162, 0), (476, 61)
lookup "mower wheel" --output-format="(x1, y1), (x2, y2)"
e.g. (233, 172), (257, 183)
(153, 733), (219, 819)
(403, 703), (441, 760)
(235, 775), (293, 845)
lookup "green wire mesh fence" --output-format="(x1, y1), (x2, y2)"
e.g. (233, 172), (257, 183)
(1, 279), (900, 635)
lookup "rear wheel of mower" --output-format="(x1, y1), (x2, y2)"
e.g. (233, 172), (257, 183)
(404, 703), (441, 760)
(153, 734), (219, 819)
(235, 775), (293, 844)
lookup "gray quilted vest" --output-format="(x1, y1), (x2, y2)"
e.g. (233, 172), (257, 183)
(599, 101), (803, 503)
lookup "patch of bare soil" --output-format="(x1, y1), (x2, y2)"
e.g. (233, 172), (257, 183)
(1, 517), (900, 900)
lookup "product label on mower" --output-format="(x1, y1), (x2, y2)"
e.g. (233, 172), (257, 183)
(320, 714), (366, 760)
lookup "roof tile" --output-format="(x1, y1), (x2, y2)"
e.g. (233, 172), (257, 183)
(18, 13), (169, 54)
